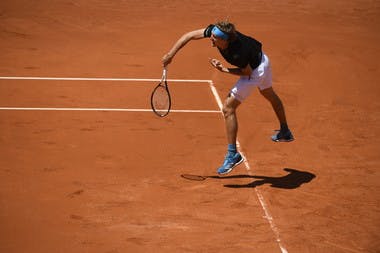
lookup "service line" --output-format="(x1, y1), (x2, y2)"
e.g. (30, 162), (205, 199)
(0, 107), (220, 113)
(0, 76), (212, 83)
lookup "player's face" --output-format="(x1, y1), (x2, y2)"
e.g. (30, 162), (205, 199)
(210, 33), (228, 49)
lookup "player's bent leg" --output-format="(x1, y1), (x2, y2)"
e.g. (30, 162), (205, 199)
(217, 95), (244, 175)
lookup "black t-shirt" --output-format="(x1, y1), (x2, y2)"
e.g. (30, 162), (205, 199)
(204, 24), (263, 70)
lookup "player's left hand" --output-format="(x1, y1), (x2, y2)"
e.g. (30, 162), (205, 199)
(209, 58), (224, 72)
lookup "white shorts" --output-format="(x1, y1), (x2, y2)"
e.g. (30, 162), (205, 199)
(230, 53), (272, 102)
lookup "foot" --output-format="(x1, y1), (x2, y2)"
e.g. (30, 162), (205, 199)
(217, 152), (244, 175)
(271, 129), (294, 142)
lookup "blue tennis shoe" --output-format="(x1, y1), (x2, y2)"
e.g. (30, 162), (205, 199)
(217, 152), (244, 175)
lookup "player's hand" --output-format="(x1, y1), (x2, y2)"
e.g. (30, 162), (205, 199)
(162, 53), (173, 67)
(209, 58), (225, 72)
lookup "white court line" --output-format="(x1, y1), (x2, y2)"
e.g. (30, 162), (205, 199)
(208, 81), (288, 253)
(0, 76), (212, 83)
(0, 107), (220, 113)
(0, 76), (220, 114)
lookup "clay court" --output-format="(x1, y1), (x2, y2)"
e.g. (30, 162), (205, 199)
(0, 1), (379, 252)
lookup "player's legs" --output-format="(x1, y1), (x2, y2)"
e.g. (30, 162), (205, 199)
(216, 58), (262, 175)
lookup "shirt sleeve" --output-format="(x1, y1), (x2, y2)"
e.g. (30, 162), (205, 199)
(203, 24), (215, 38)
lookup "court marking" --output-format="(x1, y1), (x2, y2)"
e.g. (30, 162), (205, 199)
(208, 80), (288, 253)
(0, 76), (219, 113)
(0, 107), (220, 113)
(0, 76), (212, 83)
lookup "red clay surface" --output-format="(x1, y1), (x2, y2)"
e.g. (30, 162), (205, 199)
(1, 1), (379, 252)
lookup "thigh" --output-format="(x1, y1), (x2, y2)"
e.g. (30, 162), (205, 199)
(230, 78), (257, 102)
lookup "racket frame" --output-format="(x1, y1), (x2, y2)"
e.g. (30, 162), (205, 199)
(150, 68), (171, 117)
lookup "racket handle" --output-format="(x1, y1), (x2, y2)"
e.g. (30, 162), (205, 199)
(163, 67), (167, 78)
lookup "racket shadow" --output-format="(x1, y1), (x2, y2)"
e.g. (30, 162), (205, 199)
(180, 168), (316, 189)
(180, 174), (222, 181)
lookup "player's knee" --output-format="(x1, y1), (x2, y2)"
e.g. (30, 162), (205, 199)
(222, 105), (235, 118)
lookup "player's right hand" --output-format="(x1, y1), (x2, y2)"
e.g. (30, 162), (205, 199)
(162, 53), (173, 67)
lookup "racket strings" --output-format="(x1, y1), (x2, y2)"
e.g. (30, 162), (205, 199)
(151, 85), (170, 116)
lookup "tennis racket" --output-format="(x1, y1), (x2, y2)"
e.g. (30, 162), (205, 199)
(150, 67), (171, 117)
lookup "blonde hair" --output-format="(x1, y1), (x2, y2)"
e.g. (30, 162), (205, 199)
(215, 21), (237, 41)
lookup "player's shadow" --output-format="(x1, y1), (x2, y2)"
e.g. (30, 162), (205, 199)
(221, 168), (316, 189)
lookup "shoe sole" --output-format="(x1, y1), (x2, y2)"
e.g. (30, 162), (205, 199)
(218, 156), (244, 175)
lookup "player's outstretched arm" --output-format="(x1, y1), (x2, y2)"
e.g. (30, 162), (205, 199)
(162, 29), (205, 67)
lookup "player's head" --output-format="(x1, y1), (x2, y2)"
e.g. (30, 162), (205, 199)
(214, 21), (237, 41)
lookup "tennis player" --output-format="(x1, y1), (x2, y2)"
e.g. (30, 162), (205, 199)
(162, 21), (294, 175)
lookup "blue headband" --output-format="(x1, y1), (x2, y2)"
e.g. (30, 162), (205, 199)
(212, 26), (229, 40)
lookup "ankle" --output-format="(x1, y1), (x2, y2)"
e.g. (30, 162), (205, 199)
(227, 143), (237, 153)
(280, 123), (289, 132)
